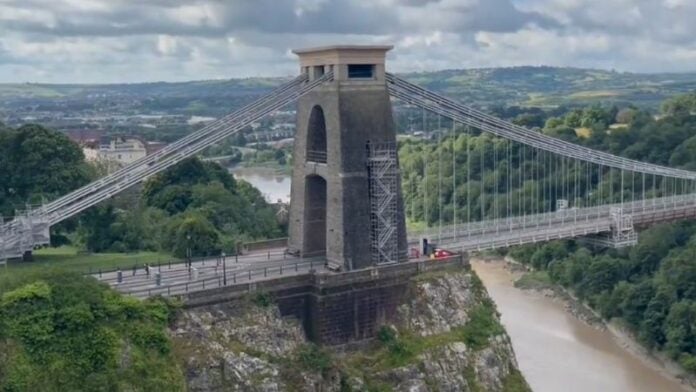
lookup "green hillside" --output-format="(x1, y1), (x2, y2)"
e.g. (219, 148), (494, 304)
(402, 66), (696, 108)
(2, 66), (696, 110)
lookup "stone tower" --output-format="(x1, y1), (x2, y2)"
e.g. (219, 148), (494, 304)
(288, 45), (408, 270)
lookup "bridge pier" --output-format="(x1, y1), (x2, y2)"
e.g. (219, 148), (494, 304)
(182, 255), (468, 345)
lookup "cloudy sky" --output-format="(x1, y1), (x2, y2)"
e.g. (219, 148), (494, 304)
(0, 0), (695, 83)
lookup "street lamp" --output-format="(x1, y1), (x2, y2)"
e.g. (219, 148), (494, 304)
(221, 252), (227, 286)
(186, 234), (192, 270)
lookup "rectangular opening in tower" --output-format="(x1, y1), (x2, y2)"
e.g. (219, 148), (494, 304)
(348, 64), (374, 79)
(367, 142), (399, 265)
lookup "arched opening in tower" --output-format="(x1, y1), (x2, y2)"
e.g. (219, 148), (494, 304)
(306, 105), (327, 163)
(303, 174), (327, 256)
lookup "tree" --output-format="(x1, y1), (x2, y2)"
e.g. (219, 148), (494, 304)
(664, 301), (696, 357)
(0, 124), (92, 217)
(529, 241), (571, 270)
(564, 110), (583, 128)
(513, 113), (545, 128)
(662, 92), (696, 117)
(626, 224), (681, 277)
(615, 108), (637, 124)
(165, 213), (220, 258)
(142, 157), (235, 208)
(544, 117), (564, 129)
(578, 256), (621, 298)
(274, 148), (287, 165)
(669, 135), (696, 170)
(657, 247), (696, 301)
(639, 286), (676, 347)
(598, 281), (631, 319)
(621, 280), (655, 328)
(78, 205), (118, 252)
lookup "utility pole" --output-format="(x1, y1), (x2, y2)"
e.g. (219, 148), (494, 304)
(222, 252), (227, 286)
(186, 234), (192, 270)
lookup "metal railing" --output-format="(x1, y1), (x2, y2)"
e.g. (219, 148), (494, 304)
(409, 193), (696, 251)
(306, 150), (327, 163)
(123, 259), (323, 298)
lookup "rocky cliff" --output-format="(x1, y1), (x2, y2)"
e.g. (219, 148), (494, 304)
(171, 267), (530, 391)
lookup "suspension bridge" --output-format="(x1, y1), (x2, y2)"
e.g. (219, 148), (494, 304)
(2, 45), (696, 276)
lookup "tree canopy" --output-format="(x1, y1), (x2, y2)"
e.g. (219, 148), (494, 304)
(0, 270), (184, 390)
(80, 157), (284, 257)
(0, 124), (92, 217)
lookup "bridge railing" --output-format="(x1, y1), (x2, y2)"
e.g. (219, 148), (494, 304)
(121, 259), (323, 298)
(408, 193), (696, 244)
(91, 249), (295, 281)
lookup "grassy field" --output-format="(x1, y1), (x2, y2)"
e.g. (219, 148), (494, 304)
(2, 246), (176, 275)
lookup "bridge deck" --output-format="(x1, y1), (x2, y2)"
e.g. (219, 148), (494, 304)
(408, 194), (696, 251)
(96, 248), (328, 299)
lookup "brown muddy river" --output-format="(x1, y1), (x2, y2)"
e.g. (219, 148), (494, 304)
(472, 259), (692, 392)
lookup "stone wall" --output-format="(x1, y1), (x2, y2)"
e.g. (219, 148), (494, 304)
(182, 256), (468, 345)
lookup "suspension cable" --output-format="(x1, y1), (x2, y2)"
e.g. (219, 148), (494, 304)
(452, 119), (457, 237)
(438, 114), (443, 242)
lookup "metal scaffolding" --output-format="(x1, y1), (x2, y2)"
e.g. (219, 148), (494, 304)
(583, 207), (638, 248)
(368, 142), (399, 265)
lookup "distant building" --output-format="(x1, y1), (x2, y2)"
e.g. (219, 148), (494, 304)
(65, 130), (165, 170)
(96, 136), (147, 165)
(145, 141), (167, 155)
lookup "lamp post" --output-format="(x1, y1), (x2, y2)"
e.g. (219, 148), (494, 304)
(186, 234), (192, 270)
(222, 252), (227, 286)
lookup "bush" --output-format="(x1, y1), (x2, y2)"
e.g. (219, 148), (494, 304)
(297, 344), (333, 374)
(0, 271), (185, 390)
(680, 354), (696, 373)
(251, 292), (273, 308)
(457, 301), (505, 350)
(376, 326), (416, 366)
(377, 326), (398, 345)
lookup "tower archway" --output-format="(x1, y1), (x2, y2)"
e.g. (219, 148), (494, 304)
(303, 174), (327, 256)
(306, 105), (327, 163)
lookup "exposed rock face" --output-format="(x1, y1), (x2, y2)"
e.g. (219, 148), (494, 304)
(397, 273), (478, 336)
(171, 269), (529, 391)
(171, 302), (326, 391)
(369, 337), (517, 392)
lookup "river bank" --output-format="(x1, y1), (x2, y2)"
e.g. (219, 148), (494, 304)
(472, 257), (693, 392)
(501, 255), (696, 390)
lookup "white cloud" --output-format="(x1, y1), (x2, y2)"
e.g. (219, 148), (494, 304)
(0, 0), (694, 83)
(156, 35), (178, 56)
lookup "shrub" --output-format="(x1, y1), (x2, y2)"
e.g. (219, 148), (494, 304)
(297, 344), (333, 374)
